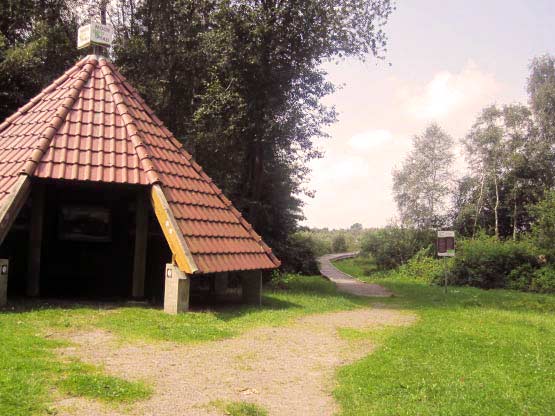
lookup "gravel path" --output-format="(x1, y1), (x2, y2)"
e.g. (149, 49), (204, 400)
(318, 253), (392, 297)
(54, 308), (414, 416)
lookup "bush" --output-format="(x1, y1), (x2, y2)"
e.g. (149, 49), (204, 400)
(530, 266), (555, 293)
(332, 234), (348, 253)
(530, 190), (555, 261)
(398, 247), (449, 282)
(360, 227), (435, 270)
(278, 233), (319, 275)
(450, 237), (540, 289)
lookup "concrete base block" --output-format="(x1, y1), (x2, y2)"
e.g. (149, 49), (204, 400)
(241, 270), (262, 306)
(0, 259), (8, 307)
(164, 263), (190, 314)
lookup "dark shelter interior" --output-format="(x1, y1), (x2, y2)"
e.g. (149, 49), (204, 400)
(2, 179), (169, 302)
(0, 178), (244, 307)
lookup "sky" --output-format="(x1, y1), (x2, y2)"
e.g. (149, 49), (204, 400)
(301, 0), (555, 229)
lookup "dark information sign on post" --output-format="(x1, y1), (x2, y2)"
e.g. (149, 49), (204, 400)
(437, 231), (455, 257)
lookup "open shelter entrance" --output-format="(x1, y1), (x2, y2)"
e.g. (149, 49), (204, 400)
(2, 179), (171, 302)
(0, 54), (279, 313)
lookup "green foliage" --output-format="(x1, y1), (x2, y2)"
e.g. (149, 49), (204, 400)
(529, 265), (555, 293)
(360, 227), (435, 270)
(529, 190), (555, 259)
(296, 227), (365, 255)
(333, 259), (555, 416)
(332, 234), (348, 253)
(393, 123), (454, 229)
(333, 256), (378, 277)
(453, 60), (554, 240)
(279, 233), (319, 275)
(59, 372), (152, 403)
(450, 237), (540, 289)
(528, 54), (555, 143)
(112, 0), (394, 258)
(0, 0), (80, 121)
(397, 247), (448, 283)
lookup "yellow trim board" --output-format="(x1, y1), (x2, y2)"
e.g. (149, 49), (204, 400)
(150, 184), (199, 274)
(0, 175), (31, 245)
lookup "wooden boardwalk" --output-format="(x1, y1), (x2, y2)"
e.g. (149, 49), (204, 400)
(318, 253), (392, 297)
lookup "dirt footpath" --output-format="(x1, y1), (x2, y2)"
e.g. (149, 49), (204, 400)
(318, 253), (392, 297)
(55, 307), (415, 416)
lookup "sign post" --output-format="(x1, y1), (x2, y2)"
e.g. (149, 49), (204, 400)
(437, 231), (455, 293)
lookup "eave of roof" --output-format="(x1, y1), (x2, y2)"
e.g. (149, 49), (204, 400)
(0, 55), (280, 273)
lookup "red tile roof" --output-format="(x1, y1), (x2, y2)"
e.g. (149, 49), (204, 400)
(0, 55), (280, 273)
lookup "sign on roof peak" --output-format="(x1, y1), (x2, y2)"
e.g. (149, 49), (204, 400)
(77, 22), (113, 50)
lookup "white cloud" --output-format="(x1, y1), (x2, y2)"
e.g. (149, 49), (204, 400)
(301, 59), (511, 229)
(348, 129), (393, 151)
(312, 155), (368, 182)
(399, 61), (499, 121)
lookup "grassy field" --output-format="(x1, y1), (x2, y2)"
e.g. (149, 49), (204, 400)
(333, 257), (555, 416)
(0, 275), (369, 415)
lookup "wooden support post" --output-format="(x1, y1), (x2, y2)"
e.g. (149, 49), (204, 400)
(27, 183), (44, 297)
(242, 270), (262, 306)
(132, 190), (148, 298)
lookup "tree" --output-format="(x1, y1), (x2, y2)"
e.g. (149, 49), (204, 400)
(461, 103), (548, 239)
(111, 0), (395, 259)
(464, 106), (505, 238)
(0, 0), (81, 121)
(393, 124), (454, 229)
(528, 55), (555, 145)
(350, 223), (363, 231)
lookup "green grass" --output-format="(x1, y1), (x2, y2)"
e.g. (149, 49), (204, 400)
(95, 275), (370, 343)
(59, 372), (151, 403)
(334, 256), (379, 277)
(0, 275), (368, 415)
(211, 400), (268, 416)
(333, 257), (555, 416)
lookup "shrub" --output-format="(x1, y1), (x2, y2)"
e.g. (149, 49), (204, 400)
(507, 264), (536, 291)
(360, 227), (435, 270)
(450, 237), (540, 289)
(530, 190), (555, 261)
(332, 234), (348, 253)
(398, 247), (449, 283)
(530, 266), (555, 293)
(278, 233), (319, 275)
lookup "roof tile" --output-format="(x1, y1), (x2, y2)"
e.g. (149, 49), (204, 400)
(0, 55), (279, 273)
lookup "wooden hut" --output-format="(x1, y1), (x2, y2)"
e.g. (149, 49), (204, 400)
(0, 54), (280, 312)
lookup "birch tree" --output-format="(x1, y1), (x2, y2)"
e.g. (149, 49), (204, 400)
(393, 124), (454, 230)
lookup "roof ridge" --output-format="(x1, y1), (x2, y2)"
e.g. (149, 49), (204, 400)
(99, 59), (160, 185)
(20, 57), (97, 176)
(106, 65), (279, 267)
(0, 56), (90, 136)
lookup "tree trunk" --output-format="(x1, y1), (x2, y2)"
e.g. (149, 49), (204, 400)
(494, 173), (500, 239)
(513, 183), (518, 240)
(473, 173), (485, 238)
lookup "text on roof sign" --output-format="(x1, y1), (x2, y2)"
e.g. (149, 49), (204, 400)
(77, 22), (113, 49)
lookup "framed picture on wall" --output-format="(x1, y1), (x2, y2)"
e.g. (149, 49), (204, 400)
(58, 206), (112, 242)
